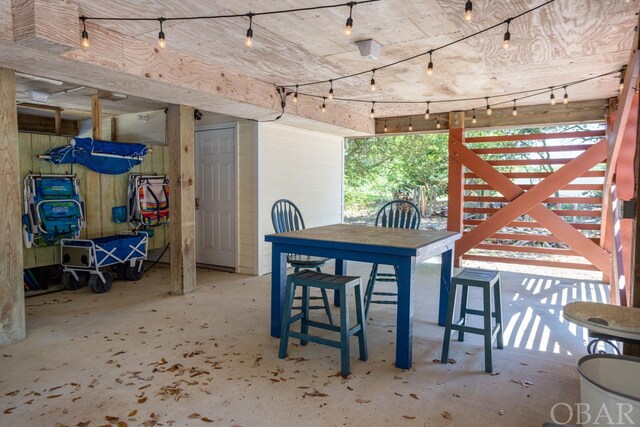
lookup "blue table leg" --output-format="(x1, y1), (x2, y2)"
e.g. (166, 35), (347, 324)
(439, 246), (454, 327)
(270, 246), (288, 337)
(395, 256), (416, 369)
(333, 259), (346, 306)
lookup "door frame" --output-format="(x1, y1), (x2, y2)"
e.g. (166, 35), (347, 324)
(194, 122), (239, 270)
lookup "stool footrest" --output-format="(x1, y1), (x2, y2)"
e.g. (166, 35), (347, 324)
(288, 331), (341, 349)
(451, 324), (486, 335)
(464, 308), (498, 318)
(304, 319), (341, 333)
(373, 291), (398, 297)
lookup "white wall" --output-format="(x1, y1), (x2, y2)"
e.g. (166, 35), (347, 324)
(257, 122), (344, 275)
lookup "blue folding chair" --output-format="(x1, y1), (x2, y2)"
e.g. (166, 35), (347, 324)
(364, 200), (421, 317)
(271, 199), (334, 325)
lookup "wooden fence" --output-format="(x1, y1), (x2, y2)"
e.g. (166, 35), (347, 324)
(19, 132), (169, 269)
(447, 127), (611, 274)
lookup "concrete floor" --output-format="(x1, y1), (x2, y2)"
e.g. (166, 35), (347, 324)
(0, 261), (608, 427)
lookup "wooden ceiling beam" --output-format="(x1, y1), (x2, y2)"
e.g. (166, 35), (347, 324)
(0, 2), (373, 135)
(374, 99), (609, 134)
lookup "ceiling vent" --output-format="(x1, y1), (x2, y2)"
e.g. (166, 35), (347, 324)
(356, 39), (383, 60)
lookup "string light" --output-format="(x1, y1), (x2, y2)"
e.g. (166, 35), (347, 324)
(436, 117), (441, 129)
(370, 69), (376, 91)
(328, 80), (334, 99)
(345, 2), (354, 36)
(370, 101), (375, 118)
(464, 0), (473, 22)
(80, 16), (89, 48)
(427, 51), (434, 76)
(549, 87), (555, 105)
(512, 99), (518, 116)
(485, 97), (492, 115)
(424, 102), (430, 119)
(619, 68), (625, 91)
(246, 13), (254, 48)
(157, 17), (166, 49)
(293, 85), (299, 103)
(321, 97), (327, 112)
(384, 120), (388, 132)
(472, 109), (477, 124)
(503, 19), (511, 49)
(408, 118), (413, 131)
(563, 86), (568, 104)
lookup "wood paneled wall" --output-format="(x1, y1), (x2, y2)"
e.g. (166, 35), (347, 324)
(19, 132), (169, 269)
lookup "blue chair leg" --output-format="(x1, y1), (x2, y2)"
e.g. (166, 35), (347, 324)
(458, 284), (469, 342)
(364, 264), (378, 317)
(494, 279), (504, 349)
(441, 282), (458, 363)
(339, 286), (350, 376)
(278, 276), (297, 359)
(300, 285), (310, 346)
(483, 285), (493, 373)
(354, 282), (368, 361)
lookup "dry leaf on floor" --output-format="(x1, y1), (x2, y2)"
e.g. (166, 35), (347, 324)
(47, 394), (62, 399)
(394, 392), (403, 397)
(302, 390), (328, 398)
(72, 397), (82, 402)
(441, 411), (453, 420)
(118, 422), (128, 427)
(112, 351), (126, 357)
(402, 415), (415, 420)
(489, 372), (500, 376)
(5, 390), (19, 396)
(4, 407), (16, 414)
(105, 416), (120, 422)
(188, 413), (201, 419)
(409, 393), (419, 400)
(201, 417), (214, 423)
(346, 386), (354, 391)
(89, 379), (99, 388)
(138, 397), (148, 404)
(355, 399), (370, 404)
(76, 421), (90, 427)
(128, 410), (138, 417)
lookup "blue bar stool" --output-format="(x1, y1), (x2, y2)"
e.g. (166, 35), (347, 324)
(441, 268), (504, 373)
(279, 270), (368, 376)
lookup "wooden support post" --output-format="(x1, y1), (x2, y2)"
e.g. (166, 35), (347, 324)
(0, 68), (26, 345)
(447, 112), (465, 266)
(91, 94), (101, 140)
(54, 108), (61, 135)
(167, 104), (196, 295)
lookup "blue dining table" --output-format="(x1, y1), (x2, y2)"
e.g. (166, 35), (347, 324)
(265, 223), (461, 369)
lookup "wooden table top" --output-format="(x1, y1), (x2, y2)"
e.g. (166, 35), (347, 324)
(266, 224), (460, 250)
(563, 301), (640, 341)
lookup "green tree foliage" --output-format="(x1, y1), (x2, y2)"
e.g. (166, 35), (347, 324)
(344, 133), (448, 208)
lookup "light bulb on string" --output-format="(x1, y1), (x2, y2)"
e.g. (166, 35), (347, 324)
(384, 120), (388, 132)
(472, 109), (477, 124)
(370, 102), (375, 118)
(80, 16), (89, 48)
(328, 80), (334, 100)
(370, 69), (376, 91)
(424, 102), (430, 119)
(427, 51), (434, 76)
(245, 13), (254, 48)
(503, 19), (511, 49)
(464, 0), (473, 22)
(293, 85), (298, 103)
(619, 70), (625, 92)
(512, 99), (518, 116)
(321, 97), (327, 113)
(549, 87), (555, 105)
(408, 118), (413, 132)
(436, 117), (441, 129)
(158, 17), (166, 49)
(344, 3), (354, 36)
(485, 97), (492, 116)
(563, 86), (569, 104)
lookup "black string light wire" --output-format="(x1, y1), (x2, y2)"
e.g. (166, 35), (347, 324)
(78, 1), (379, 47)
(279, 0), (555, 91)
(287, 68), (620, 118)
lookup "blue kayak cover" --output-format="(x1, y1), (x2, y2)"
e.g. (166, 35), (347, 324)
(45, 138), (148, 175)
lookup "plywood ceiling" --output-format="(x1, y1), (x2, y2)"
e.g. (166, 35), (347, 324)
(75, 0), (638, 118)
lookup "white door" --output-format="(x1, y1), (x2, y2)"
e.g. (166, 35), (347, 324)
(195, 126), (236, 267)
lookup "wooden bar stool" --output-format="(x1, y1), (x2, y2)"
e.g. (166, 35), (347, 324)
(279, 269), (368, 376)
(441, 268), (504, 373)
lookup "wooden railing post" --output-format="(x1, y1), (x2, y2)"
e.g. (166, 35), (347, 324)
(447, 112), (465, 266)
